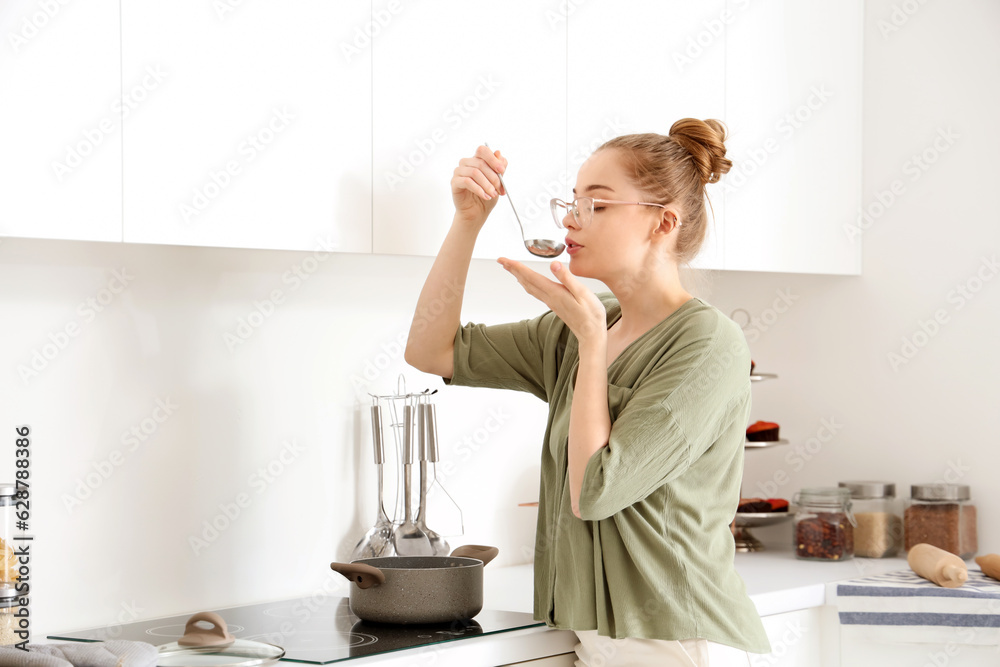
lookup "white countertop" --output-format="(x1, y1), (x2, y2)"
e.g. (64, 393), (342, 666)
(485, 542), (910, 619)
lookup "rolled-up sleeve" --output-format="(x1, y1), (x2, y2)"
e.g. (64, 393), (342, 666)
(577, 324), (750, 521)
(444, 309), (563, 402)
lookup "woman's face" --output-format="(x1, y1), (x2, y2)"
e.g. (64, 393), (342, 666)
(562, 149), (670, 281)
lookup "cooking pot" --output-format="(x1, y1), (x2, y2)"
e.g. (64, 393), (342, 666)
(330, 545), (498, 624)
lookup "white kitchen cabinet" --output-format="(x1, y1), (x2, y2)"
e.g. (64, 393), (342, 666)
(120, 0), (371, 253)
(757, 605), (840, 667)
(724, 0), (863, 275)
(0, 0), (122, 243)
(567, 0), (728, 271)
(371, 0), (566, 261)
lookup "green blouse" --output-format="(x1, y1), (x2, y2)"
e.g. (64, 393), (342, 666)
(445, 293), (771, 653)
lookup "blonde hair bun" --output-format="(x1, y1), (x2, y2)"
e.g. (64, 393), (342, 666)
(668, 118), (732, 185)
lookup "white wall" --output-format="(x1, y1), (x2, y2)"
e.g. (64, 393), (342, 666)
(1, 240), (561, 637)
(1, 0), (997, 640)
(713, 0), (1000, 555)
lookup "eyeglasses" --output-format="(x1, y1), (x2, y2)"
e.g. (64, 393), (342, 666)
(549, 197), (676, 230)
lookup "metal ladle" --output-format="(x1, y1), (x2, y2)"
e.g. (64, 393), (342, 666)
(485, 143), (565, 258)
(350, 401), (394, 559)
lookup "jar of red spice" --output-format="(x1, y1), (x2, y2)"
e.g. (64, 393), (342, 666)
(904, 484), (977, 558)
(793, 487), (856, 561)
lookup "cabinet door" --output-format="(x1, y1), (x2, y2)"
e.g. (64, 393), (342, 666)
(568, 0), (727, 271)
(121, 1), (372, 253)
(372, 1), (566, 261)
(0, 0), (122, 242)
(724, 0), (862, 275)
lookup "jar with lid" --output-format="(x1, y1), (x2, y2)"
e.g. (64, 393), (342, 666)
(838, 481), (902, 558)
(793, 487), (855, 561)
(0, 484), (20, 645)
(904, 484), (977, 558)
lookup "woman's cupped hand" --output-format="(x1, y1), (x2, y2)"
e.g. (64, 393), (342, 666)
(497, 258), (607, 346)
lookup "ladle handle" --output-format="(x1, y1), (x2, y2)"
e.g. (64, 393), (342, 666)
(484, 142), (526, 236)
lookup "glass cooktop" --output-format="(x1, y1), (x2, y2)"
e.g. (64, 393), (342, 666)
(49, 596), (543, 663)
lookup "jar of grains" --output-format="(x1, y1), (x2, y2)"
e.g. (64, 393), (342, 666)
(838, 481), (902, 558)
(0, 586), (20, 646)
(0, 483), (19, 645)
(793, 487), (856, 561)
(904, 484), (978, 558)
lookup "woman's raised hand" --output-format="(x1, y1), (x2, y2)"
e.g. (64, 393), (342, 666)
(451, 145), (508, 227)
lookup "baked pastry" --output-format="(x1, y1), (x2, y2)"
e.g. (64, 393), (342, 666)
(768, 498), (789, 512)
(738, 498), (771, 513)
(746, 420), (780, 441)
(737, 498), (789, 513)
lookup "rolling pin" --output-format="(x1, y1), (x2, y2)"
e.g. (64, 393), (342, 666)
(908, 543), (968, 588)
(975, 554), (1000, 581)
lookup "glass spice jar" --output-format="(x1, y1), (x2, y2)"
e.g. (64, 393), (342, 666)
(838, 481), (902, 558)
(0, 586), (20, 646)
(0, 484), (18, 646)
(793, 487), (856, 561)
(904, 484), (977, 558)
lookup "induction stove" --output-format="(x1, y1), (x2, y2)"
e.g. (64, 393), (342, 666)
(49, 596), (543, 663)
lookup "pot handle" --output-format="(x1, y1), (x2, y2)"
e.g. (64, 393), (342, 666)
(330, 561), (386, 589)
(451, 545), (499, 567)
(177, 611), (236, 648)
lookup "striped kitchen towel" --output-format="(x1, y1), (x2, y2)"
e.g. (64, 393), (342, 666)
(832, 568), (1000, 646)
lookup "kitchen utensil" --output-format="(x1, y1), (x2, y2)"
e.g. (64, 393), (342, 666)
(157, 612), (284, 667)
(415, 401), (449, 556)
(351, 402), (395, 559)
(485, 143), (565, 258)
(330, 545), (499, 624)
(392, 402), (432, 556)
(419, 399), (464, 540)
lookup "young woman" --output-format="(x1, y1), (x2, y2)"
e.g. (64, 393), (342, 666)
(405, 119), (770, 666)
